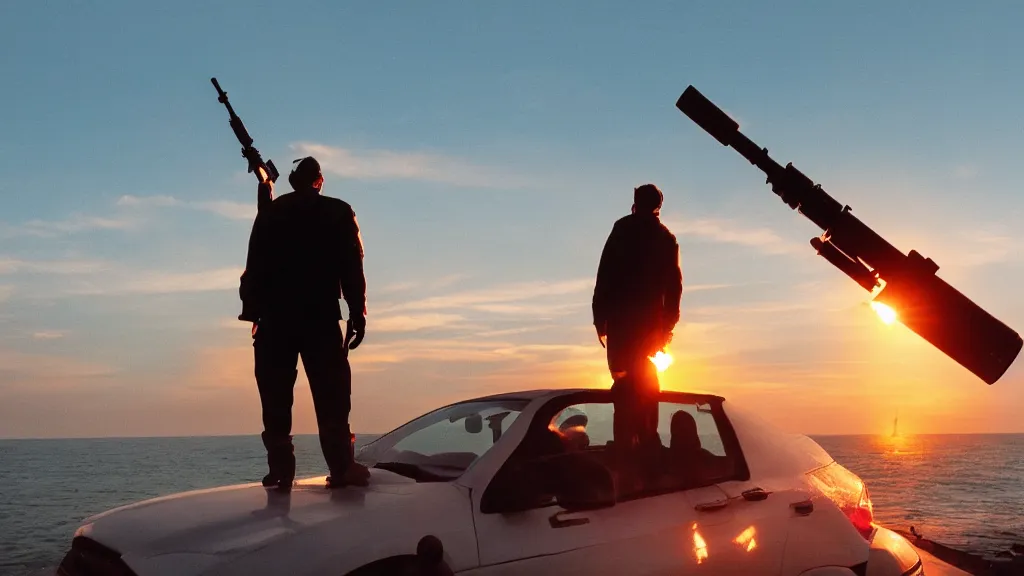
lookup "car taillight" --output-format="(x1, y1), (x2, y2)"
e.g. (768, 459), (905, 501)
(845, 484), (874, 540)
(808, 464), (876, 541)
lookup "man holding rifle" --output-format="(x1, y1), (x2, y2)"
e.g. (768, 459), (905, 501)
(241, 157), (370, 491)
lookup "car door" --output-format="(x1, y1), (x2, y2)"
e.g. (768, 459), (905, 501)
(463, 397), (791, 576)
(469, 484), (731, 575)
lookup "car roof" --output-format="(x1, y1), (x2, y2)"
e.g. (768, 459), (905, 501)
(459, 387), (726, 404)
(466, 388), (586, 402)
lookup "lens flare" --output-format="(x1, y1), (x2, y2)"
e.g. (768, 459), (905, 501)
(870, 301), (897, 325)
(650, 351), (674, 372)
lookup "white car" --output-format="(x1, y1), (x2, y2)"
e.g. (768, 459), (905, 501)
(56, 388), (925, 576)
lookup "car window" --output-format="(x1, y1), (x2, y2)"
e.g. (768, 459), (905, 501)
(481, 394), (746, 513)
(550, 402), (615, 448)
(652, 401), (738, 492)
(541, 398), (739, 495)
(359, 400), (527, 480)
(656, 402), (727, 456)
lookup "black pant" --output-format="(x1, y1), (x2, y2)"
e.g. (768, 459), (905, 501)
(254, 318), (353, 476)
(605, 326), (661, 451)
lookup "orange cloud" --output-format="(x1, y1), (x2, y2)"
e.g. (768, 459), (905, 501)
(67, 267), (244, 296)
(290, 142), (528, 188)
(372, 313), (465, 332)
(666, 216), (803, 255)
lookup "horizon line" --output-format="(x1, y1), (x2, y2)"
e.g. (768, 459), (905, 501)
(3, 431), (1024, 441)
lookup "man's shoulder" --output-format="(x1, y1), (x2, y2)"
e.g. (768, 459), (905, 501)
(636, 215), (679, 247)
(611, 214), (635, 231)
(270, 193), (354, 214)
(319, 195), (356, 215)
(263, 190), (298, 212)
(656, 219), (678, 243)
(613, 213), (675, 236)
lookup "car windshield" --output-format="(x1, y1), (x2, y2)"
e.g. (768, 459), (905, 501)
(357, 399), (529, 482)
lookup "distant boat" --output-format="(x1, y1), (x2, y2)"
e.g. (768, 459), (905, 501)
(891, 409), (899, 437)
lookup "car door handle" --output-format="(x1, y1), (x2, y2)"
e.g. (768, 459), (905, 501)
(549, 511), (590, 529)
(694, 499), (729, 512)
(741, 487), (770, 501)
(790, 499), (814, 516)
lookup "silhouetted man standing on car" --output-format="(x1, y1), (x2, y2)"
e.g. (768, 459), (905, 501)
(592, 184), (682, 477)
(240, 156), (370, 491)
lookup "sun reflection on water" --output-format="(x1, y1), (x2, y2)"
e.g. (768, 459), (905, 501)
(874, 431), (925, 458)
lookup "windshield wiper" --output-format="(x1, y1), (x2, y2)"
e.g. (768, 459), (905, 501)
(372, 461), (452, 483)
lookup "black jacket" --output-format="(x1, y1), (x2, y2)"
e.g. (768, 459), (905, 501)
(240, 190), (366, 324)
(592, 213), (682, 335)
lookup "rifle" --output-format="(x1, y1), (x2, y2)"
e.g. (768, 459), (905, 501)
(210, 77), (279, 210)
(211, 77), (280, 324)
(675, 85), (1022, 385)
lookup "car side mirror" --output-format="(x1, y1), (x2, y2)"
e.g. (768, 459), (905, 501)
(545, 452), (616, 512)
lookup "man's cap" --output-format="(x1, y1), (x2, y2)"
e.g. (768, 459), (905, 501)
(289, 156), (322, 188)
(634, 184), (663, 212)
(291, 156), (321, 178)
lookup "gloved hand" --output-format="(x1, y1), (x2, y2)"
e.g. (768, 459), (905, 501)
(346, 315), (366, 350)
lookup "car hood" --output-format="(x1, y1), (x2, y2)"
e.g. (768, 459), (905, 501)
(75, 470), (472, 576)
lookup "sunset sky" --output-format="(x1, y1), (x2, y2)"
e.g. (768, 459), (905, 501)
(2, 2), (1023, 438)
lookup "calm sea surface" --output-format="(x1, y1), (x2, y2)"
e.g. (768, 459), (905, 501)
(1, 433), (1021, 575)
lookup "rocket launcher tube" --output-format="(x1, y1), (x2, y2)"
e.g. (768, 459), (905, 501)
(676, 85), (1022, 385)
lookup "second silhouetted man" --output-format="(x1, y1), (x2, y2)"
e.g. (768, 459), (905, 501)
(593, 184), (683, 464)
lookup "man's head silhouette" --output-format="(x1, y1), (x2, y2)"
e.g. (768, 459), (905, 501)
(289, 156), (324, 193)
(632, 184), (663, 215)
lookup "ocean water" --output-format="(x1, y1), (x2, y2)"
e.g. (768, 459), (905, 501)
(814, 434), (1024, 560)
(1, 433), (1021, 575)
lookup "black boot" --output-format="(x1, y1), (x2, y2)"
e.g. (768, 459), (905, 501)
(325, 462), (370, 488)
(261, 432), (295, 492)
(325, 433), (369, 488)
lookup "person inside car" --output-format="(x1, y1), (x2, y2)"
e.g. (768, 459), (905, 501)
(658, 410), (731, 489)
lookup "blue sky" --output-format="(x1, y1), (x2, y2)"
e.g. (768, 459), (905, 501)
(2, 1), (1024, 438)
